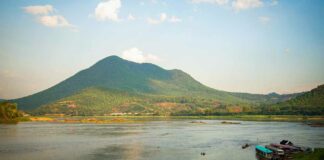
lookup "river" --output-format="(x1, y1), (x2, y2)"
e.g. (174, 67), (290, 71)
(0, 120), (323, 160)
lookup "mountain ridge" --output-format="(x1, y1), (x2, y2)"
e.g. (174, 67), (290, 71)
(12, 55), (301, 112)
(267, 84), (324, 115)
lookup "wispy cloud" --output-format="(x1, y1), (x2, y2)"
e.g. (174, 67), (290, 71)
(121, 48), (160, 63)
(23, 5), (76, 30)
(127, 14), (136, 21)
(191, 0), (229, 5)
(232, 0), (263, 11)
(147, 13), (167, 24)
(94, 0), (121, 22)
(147, 13), (182, 25)
(37, 15), (72, 28)
(23, 5), (54, 15)
(169, 16), (182, 23)
(192, 0), (266, 11)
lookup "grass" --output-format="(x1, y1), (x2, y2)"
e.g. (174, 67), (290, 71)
(293, 148), (324, 160)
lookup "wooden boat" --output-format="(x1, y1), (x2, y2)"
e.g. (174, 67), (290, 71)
(280, 140), (311, 152)
(270, 143), (299, 154)
(265, 145), (285, 156)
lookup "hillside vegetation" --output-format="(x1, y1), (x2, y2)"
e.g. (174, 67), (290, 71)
(266, 85), (324, 115)
(13, 56), (246, 111)
(32, 84), (324, 116)
(11, 56), (321, 115)
(33, 87), (248, 116)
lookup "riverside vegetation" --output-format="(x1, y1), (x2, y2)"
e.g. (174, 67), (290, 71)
(0, 102), (29, 123)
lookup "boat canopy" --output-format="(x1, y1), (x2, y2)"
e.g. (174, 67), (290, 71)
(256, 145), (273, 154)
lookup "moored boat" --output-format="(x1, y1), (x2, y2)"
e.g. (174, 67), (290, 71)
(270, 143), (299, 154)
(265, 145), (284, 156)
(256, 145), (273, 160)
(265, 145), (285, 160)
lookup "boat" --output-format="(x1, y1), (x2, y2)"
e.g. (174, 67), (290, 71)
(270, 143), (299, 154)
(280, 140), (293, 145)
(255, 145), (273, 160)
(265, 145), (284, 156)
(256, 140), (313, 160)
(293, 145), (312, 152)
(242, 143), (250, 149)
(280, 140), (312, 153)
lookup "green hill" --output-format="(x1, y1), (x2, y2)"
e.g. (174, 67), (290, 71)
(265, 85), (324, 115)
(12, 55), (303, 115)
(230, 92), (302, 104)
(12, 56), (241, 111)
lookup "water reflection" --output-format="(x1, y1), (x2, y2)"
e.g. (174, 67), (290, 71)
(91, 142), (145, 160)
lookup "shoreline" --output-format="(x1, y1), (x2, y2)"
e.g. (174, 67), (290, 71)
(9, 115), (323, 124)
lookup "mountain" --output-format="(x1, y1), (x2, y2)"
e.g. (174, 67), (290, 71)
(267, 85), (324, 115)
(230, 92), (302, 104)
(12, 55), (301, 115)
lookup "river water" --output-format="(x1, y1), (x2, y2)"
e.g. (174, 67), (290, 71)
(0, 120), (323, 160)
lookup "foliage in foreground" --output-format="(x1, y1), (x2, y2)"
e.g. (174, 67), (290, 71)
(0, 102), (23, 123)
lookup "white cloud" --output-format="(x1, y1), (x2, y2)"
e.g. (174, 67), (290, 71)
(258, 16), (270, 24)
(23, 5), (53, 15)
(24, 5), (76, 30)
(147, 13), (182, 25)
(37, 15), (72, 27)
(147, 13), (167, 24)
(232, 0), (263, 11)
(127, 14), (136, 21)
(169, 16), (182, 23)
(192, 0), (229, 5)
(94, 0), (121, 21)
(121, 48), (160, 63)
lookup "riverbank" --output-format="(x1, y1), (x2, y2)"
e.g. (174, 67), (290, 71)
(172, 115), (324, 122)
(15, 115), (324, 124)
(293, 148), (324, 160)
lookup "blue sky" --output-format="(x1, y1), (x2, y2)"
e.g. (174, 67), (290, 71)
(0, 0), (323, 99)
